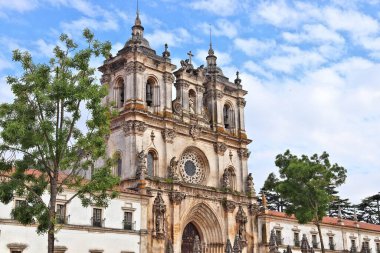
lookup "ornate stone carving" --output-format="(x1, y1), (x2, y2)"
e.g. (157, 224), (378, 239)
(233, 234), (242, 253)
(161, 129), (176, 143)
(168, 157), (179, 180)
(195, 86), (205, 93)
(225, 239), (233, 253)
(238, 148), (250, 159)
(214, 90), (224, 100)
(222, 199), (236, 213)
(248, 203), (260, 215)
(179, 150), (205, 184)
(246, 173), (256, 196)
(100, 74), (111, 84)
(123, 120), (147, 136)
(125, 62), (146, 74)
(172, 99), (182, 115)
(237, 98), (246, 107)
(189, 125), (202, 140)
(136, 151), (147, 180)
(163, 72), (174, 83)
(222, 169), (231, 189)
(214, 142), (227, 155)
(236, 206), (248, 248)
(169, 191), (186, 205)
(153, 192), (166, 239)
(269, 229), (280, 253)
(193, 235), (201, 253)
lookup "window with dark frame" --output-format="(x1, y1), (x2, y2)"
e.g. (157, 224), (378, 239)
(312, 234), (318, 248)
(56, 204), (66, 224)
(376, 242), (380, 253)
(294, 232), (300, 247)
(275, 230), (282, 245)
(352, 240), (357, 252)
(329, 236), (335, 250)
(147, 152), (154, 177)
(92, 208), (102, 227)
(117, 156), (122, 177)
(123, 211), (133, 230)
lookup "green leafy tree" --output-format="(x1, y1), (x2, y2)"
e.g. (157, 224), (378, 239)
(274, 150), (347, 253)
(0, 29), (119, 253)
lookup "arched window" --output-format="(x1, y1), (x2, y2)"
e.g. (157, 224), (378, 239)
(117, 156), (122, 177)
(223, 103), (235, 130)
(146, 78), (155, 107)
(146, 150), (158, 177)
(114, 78), (124, 108)
(189, 89), (196, 114)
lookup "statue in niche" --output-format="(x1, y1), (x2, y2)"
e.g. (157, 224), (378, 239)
(136, 150), (147, 180)
(168, 157), (179, 180)
(222, 169), (231, 189)
(189, 97), (195, 114)
(246, 173), (256, 195)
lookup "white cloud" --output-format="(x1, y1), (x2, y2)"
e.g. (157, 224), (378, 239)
(243, 60), (273, 79)
(234, 38), (275, 56)
(0, 57), (13, 71)
(283, 24), (345, 44)
(145, 28), (193, 49)
(0, 0), (38, 13)
(198, 19), (239, 39)
(35, 39), (56, 58)
(61, 16), (119, 35)
(263, 46), (326, 74)
(188, 0), (247, 16)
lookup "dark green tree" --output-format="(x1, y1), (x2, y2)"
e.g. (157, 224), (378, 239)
(259, 172), (289, 212)
(356, 193), (380, 224)
(274, 150), (347, 253)
(327, 184), (355, 219)
(0, 29), (119, 253)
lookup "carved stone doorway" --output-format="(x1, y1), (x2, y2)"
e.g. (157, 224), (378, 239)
(181, 222), (201, 253)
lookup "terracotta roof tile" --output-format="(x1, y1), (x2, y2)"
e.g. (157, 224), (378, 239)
(265, 210), (380, 232)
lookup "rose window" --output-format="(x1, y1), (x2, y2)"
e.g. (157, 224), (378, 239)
(179, 150), (205, 184)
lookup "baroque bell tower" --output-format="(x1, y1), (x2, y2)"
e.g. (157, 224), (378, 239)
(99, 6), (258, 253)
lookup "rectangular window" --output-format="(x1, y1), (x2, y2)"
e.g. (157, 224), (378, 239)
(56, 204), (66, 224)
(92, 208), (102, 227)
(351, 240), (356, 249)
(329, 237), (335, 250)
(312, 234), (318, 248)
(123, 212), (133, 230)
(294, 232), (300, 247)
(276, 230), (282, 245)
(376, 242), (380, 253)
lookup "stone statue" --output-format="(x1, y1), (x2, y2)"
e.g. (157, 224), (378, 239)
(222, 170), (231, 189)
(136, 150), (147, 180)
(189, 96), (195, 114)
(246, 173), (256, 196)
(153, 192), (166, 239)
(168, 157), (179, 180)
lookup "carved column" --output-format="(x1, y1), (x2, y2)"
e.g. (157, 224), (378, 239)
(163, 72), (174, 113)
(196, 86), (205, 116)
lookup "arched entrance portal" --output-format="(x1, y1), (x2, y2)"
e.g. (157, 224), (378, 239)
(181, 222), (201, 253)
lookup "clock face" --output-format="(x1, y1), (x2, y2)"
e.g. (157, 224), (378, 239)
(179, 150), (205, 184)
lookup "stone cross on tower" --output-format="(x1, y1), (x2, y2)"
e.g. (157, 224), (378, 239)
(187, 51), (194, 64)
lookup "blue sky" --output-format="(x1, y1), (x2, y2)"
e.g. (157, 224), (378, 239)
(0, 0), (379, 203)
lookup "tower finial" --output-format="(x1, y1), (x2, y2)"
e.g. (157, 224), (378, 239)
(137, 0), (139, 16)
(208, 24), (214, 56)
(134, 0), (141, 26)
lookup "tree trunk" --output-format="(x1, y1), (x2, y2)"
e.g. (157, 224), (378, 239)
(48, 178), (58, 253)
(316, 222), (325, 253)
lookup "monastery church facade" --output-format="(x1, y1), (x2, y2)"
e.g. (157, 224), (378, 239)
(99, 10), (258, 253)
